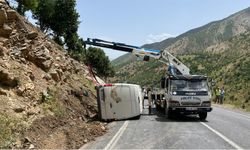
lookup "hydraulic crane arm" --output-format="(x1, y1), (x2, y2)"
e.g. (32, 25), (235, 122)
(84, 38), (161, 61)
(84, 38), (137, 52)
(161, 51), (190, 75)
(84, 38), (190, 75)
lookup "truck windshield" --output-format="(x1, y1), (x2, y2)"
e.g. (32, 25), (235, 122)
(171, 79), (208, 91)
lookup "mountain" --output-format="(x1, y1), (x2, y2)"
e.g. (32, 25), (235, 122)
(0, 2), (106, 149)
(111, 52), (136, 68)
(113, 6), (250, 64)
(111, 7), (250, 111)
(144, 6), (250, 54)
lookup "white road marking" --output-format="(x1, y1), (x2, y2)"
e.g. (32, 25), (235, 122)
(104, 121), (129, 150)
(200, 122), (243, 150)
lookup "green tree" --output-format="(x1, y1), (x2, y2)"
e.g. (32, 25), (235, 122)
(15, 0), (38, 16)
(70, 38), (86, 62)
(33, 0), (56, 32)
(50, 0), (80, 51)
(15, 0), (84, 57)
(86, 47), (115, 78)
(24, 0), (81, 51)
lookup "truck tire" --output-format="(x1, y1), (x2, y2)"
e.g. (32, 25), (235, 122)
(199, 112), (207, 120)
(165, 107), (173, 119)
(164, 102), (167, 115)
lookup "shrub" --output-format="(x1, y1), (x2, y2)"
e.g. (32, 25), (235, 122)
(41, 88), (66, 117)
(0, 114), (23, 148)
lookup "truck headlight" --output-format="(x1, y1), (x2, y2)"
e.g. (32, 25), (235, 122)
(169, 100), (180, 107)
(201, 101), (211, 107)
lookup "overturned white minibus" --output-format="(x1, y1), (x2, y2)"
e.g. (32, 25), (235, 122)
(96, 83), (143, 121)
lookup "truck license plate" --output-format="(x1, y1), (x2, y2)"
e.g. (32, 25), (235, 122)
(186, 107), (198, 110)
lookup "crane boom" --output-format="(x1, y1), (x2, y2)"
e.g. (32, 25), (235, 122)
(84, 38), (190, 75)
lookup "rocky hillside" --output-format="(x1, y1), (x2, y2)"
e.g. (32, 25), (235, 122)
(0, 1), (106, 149)
(111, 7), (250, 111)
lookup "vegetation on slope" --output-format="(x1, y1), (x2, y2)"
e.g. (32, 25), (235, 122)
(181, 32), (250, 111)
(111, 58), (165, 87)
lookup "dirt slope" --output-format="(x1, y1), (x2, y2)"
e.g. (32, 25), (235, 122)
(0, 1), (106, 149)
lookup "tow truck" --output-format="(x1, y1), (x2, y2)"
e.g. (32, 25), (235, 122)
(84, 38), (212, 120)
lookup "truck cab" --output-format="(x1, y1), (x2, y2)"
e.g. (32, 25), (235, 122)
(159, 75), (212, 120)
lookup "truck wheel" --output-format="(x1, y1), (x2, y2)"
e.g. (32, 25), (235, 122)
(165, 107), (173, 119)
(168, 110), (173, 119)
(164, 103), (168, 115)
(199, 112), (207, 120)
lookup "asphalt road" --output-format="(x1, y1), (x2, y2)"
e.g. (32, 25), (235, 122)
(81, 105), (250, 149)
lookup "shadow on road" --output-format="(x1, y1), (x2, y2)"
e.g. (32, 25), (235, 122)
(141, 108), (208, 122)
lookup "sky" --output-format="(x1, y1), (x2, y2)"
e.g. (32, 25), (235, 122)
(76, 1), (250, 60)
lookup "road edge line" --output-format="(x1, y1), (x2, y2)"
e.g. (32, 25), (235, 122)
(214, 105), (250, 120)
(200, 122), (243, 150)
(104, 121), (129, 150)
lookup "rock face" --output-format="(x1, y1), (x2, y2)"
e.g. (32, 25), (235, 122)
(0, 67), (18, 87)
(27, 31), (38, 39)
(0, 1), (106, 149)
(0, 6), (14, 38)
(0, 23), (12, 36)
(49, 69), (60, 82)
(0, 45), (6, 55)
(0, 8), (7, 26)
(6, 9), (17, 21)
(26, 45), (53, 72)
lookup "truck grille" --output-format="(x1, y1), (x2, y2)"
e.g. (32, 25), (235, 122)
(176, 91), (208, 96)
(181, 102), (201, 106)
